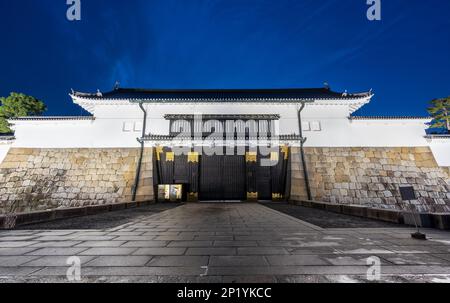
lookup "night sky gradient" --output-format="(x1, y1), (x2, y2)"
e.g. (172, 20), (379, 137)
(1, 0), (449, 116)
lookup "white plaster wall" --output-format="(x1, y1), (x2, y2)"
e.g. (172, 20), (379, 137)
(10, 119), (140, 148)
(9, 101), (447, 167)
(310, 118), (431, 147)
(0, 142), (12, 164)
(429, 140), (450, 167)
(92, 101), (357, 119)
(92, 102), (362, 136)
(9, 108), (431, 149)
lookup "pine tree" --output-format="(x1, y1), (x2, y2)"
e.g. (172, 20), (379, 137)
(427, 97), (450, 133)
(0, 92), (47, 134)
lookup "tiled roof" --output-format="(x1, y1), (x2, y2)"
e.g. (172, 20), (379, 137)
(424, 134), (450, 139)
(143, 133), (302, 141)
(0, 135), (15, 141)
(9, 116), (95, 121)
(164, 114), (281, 120)
(350, 116), (431, 120)
(72, 88), (372, 101)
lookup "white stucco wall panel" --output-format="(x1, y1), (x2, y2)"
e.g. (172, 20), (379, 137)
(9, 117), (433, 148)
(11, 119), (140, 148)
(307, 119), (431, 147)
(0, 142), (12, 164)
(9, 100), (444, 164)
(429, 141), (450, 167)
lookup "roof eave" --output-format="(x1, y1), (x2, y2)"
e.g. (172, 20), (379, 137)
(70, 95), (371, 103)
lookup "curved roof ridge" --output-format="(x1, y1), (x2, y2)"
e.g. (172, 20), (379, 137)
(9, 116), (95, 121)
(350, 116), (431, 120)
(71, 87), (373, 101)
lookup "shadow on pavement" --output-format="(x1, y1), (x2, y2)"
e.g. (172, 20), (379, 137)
(16, 203), (182, 230)
(261, 202), (406, 228)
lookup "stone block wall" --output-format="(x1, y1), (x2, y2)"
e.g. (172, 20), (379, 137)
(291, 147), (450, 213)
(0, 148), (154, 214)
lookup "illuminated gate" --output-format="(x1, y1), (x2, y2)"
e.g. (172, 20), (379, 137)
(154, 146), (289, 202)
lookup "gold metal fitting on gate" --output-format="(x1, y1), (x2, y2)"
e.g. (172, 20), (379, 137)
(247, 192), (258, 201)
(270, 152), (279, 162)
(188, 152), (199, 163)
(187, 192), (198, 202)
(165, 152), (175, 162)
(155, 146), (164, 161)
(246, 152), (257, 163)
(281, 146), (289, 160)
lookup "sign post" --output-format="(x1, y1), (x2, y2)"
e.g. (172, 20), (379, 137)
(399, 186), (427, 240)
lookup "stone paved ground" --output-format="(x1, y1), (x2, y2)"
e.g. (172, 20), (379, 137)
(1, 203), (450, 283)
(260, 202), (404, 228)
(16, 203), (181, 230)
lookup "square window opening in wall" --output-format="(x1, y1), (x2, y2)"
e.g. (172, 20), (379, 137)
(122, 122), (133, 132)
(302, 122), (311, 131)
(311, 121), (322, 131)
(134, 122), (143, 132)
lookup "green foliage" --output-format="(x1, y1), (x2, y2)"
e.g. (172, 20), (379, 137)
(0, 117), (10, 134)
(0, 92), (47, 134)
(427, 97), (450, 133)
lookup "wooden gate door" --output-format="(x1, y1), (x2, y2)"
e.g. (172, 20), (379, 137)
(222, 155), (246, 200)
(199, 154), (223, 201)
(155, 146), (290, 202)
(199, 151), (246, 201)
(245, 147), (290, 201)
(257, 152), (272, 200)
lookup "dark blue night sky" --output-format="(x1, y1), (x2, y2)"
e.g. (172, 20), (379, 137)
(1, 0), (449, 116)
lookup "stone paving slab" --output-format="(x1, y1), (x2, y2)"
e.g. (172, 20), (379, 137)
(432, 254), (450, 262)
(3, 274), (450, 284)
(75, 241), (126, 247)
(26, 247), (88, 256)
(209, 256), (269, 267)
(265, 255), (330, 266)
(82, 267), (206, 276)
(132, 248), (187, 256)
(195, 236), (234, 241)
(121, 241), (169, 247)
(0, 236), (39, 241)
(79, 247), (137, 256)
(213, 241), (258, 247)
(379, 245), (447, 254)
(237, 247), (290, 255)
(322, 254), (391, 266)
(0, 241), (38, 248)
(34, 231), (78, 236)
(0, 247), (40, 255)
(381, 254), (449, 265)
(286, 247), (341, 255)
(30, 241), (83, 248)
(0, 267), (42, 276)
(85, 256), (151, 267)
(0, 256), (41, 267)
(23, 256), (96, 267)
(186, 247), (237, 256)
(114, 236), (156, 241)
(167, 241), (213, 247)
(147, 256), (208, 267)
(1, 203), (450, 283)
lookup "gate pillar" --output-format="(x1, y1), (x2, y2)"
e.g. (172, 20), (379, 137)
(271, 146), (289, 201)
(187, 151), (199, 202)
(246, 152), (258, 201)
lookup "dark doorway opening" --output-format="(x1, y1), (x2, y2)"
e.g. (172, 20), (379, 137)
(154, 146), (289, 202)
(199, 151), (246, 201)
